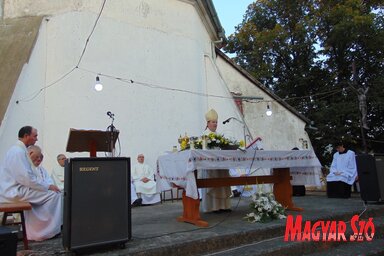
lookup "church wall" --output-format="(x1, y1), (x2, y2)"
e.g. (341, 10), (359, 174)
(0, 0), (243, 171)
(215, 55), (313, 151)
(0, 0), (3, 18)
(0, 16), (48, 165)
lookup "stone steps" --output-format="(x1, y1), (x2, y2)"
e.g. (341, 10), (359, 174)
(199, 207), (384, 256)
(16, 194), (384, 256)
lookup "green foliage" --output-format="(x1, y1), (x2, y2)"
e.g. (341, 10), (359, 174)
(224, 0), (384, 165)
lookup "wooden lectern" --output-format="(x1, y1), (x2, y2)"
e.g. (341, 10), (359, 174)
(66, 129), (119, 157)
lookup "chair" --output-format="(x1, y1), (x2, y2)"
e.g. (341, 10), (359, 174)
(176, 187), (184, 200)
(161, 189), (174, 203)
(0, 202), (32, 250)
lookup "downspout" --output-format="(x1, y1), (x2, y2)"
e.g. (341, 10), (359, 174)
(203, 0), (226, 41)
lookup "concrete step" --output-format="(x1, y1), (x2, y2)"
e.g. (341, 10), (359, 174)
(200, 206), (384, 256)
(303, 214), (384, 256)
(304, 239), (384, 256)
(17, 195), (384, 256)
(124, 204), (384, 256)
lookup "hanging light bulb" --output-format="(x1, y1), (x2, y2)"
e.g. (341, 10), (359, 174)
(266, 104), (272, 116)
(94, 76), (103, 91)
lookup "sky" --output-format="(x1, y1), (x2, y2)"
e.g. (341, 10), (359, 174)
(212, 0), (255, 37)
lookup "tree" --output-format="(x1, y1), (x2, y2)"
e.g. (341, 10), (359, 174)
(224, 0), (384, 165)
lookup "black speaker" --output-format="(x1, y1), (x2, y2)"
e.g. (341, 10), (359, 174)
(63, 157), (131, 251)
(292, 185), (306, 196)
(356, 154), (384, 202)
(0, 226), (17, 256)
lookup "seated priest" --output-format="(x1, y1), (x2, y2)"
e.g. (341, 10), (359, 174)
(26, 146), (63, 241)
(131, 175), (142, 207)
(51, 153), (67, 191)
(326, 140), (358, 198)
(132, 154), (160, 205)
(0, 126), (62, 241)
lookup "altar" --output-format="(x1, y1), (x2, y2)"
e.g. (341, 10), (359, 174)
(156, 149), (322, 227)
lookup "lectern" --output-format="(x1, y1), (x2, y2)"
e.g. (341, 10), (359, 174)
(66, 128), (119, 157)
(63, 129), (131, 252)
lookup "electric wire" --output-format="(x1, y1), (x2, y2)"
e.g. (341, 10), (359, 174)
(16, 0), (107, 103)
(76, 0), (107, 67)
(13, 0), (363, 110)
(16, 67), (76, 103)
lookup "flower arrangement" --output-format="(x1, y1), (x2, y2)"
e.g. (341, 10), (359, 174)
(244, 191), (286, 223)
(178, 133), (244, 151)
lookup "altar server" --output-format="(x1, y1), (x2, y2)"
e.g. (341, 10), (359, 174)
(326, 141), (357, 198)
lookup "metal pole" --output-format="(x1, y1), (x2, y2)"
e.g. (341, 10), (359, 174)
(352, 61), (368, 153)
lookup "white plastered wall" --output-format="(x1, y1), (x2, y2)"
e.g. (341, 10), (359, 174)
(215, 55), (313, 150)
(0, 0), (243, 172)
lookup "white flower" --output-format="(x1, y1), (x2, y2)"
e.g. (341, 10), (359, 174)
(245, 191), (286, 223)
(263, 203), (272, 211)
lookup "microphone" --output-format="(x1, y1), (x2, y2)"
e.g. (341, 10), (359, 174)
(107, 111), (114, 118)
(222, 118), (231, 124)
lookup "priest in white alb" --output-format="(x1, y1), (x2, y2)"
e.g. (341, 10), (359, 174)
(51, 153), (66, 191)
(132, 154), (161, 205)
(0, 126), (62, 241)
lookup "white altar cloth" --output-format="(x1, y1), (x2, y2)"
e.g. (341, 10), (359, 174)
(156, 150), (322, 199)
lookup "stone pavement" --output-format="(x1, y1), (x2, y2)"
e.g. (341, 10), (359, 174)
(16, 191), (384, 255)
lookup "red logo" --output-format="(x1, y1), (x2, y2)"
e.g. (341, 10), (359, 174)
(284, 215), (375, 242)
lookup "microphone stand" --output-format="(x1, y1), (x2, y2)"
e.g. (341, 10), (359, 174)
(107, 115), (116, 157)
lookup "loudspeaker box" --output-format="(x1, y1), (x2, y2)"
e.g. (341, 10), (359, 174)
(63, 157), (131, 252)
(0, 226), (17, 256)
(356, 154), (384, 203)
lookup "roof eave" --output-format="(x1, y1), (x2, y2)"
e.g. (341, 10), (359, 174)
(215, 48), (311, 124)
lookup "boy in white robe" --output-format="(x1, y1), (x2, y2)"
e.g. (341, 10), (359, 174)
(0, 126), (62, 241)
(326, 141), (358, 198)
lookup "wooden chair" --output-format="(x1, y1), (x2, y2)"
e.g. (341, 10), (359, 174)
(0, 202), (32, 250)
(161, 189), (174, 203)
(176, 187), (184, 200)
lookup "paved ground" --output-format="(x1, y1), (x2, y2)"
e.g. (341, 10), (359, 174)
(15, 191), (384, 255)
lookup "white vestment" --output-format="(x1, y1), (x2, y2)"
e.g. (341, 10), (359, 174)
(0, 141), (62, 241)
(327, 150), (357, 185)
(51, 165), (65, 191)
(200, 130), (231, 212)
(132, 163), (160, 204)
(35, 165), (55, 191)
(131, 176), (138, 203)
